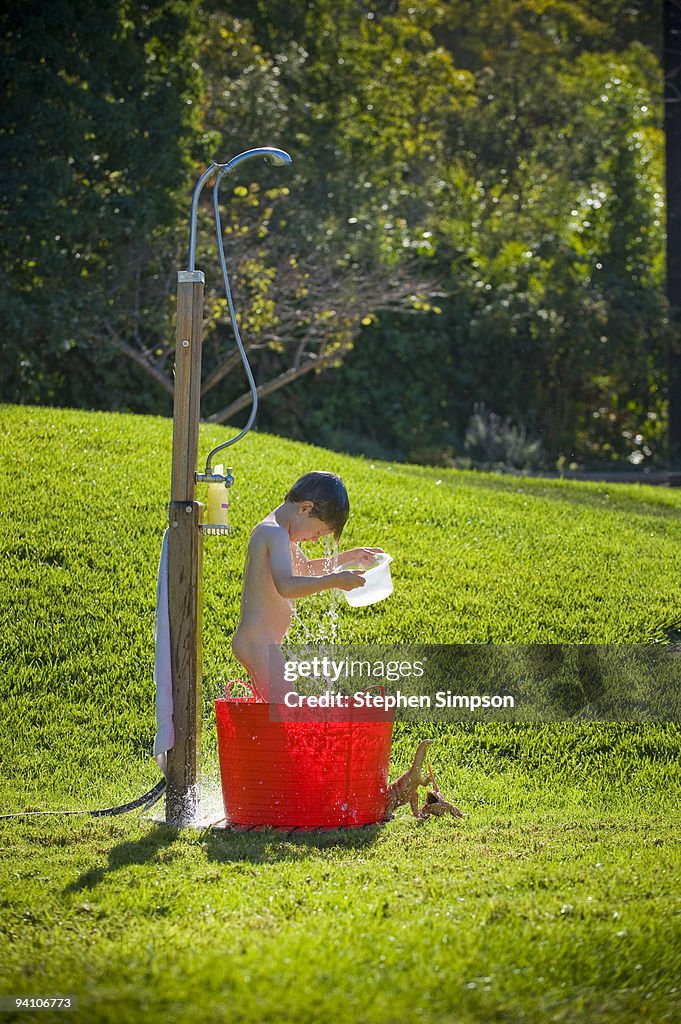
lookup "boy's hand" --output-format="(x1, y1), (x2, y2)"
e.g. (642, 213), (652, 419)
(341, 547), (384, 569)
(334, 570), (366, 592)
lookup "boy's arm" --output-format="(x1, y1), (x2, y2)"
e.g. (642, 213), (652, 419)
(268, 529), (363, 598)
(290, 543), (329, 576)
(336, 547), (384, 568)
(292, 545), (383, 575)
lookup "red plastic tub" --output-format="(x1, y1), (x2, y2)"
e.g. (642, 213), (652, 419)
(215, 682), (394, 828)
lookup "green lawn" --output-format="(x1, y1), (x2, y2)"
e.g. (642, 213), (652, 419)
(1, 404), (680, 1023)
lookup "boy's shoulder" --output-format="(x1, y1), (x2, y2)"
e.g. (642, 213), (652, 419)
(250, 518), (288, 548)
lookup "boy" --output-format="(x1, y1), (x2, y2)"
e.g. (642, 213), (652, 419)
(232, 471), (382, 702)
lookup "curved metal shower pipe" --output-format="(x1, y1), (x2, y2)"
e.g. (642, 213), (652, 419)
(187, 147), (292, 479)
(187, 147), (292, 272)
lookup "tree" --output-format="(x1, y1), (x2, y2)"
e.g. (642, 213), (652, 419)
(0, 0), (671, 471)
(292, 0), (671, 466)
(123, 2), (465, 423)
(0, 0), (203, 409)
(440, 3), (668, 463)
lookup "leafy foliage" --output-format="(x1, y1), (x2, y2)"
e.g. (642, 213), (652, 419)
(291, 1), (670, 467)
(0, 0), (203, 409)
(0, 0), (673, 467)
(188, 2), (463, 424)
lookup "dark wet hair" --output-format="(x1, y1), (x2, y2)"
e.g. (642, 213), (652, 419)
(285, 471), (350, 540)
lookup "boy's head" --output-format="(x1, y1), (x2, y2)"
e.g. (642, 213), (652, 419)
(285, 471), (349, 541)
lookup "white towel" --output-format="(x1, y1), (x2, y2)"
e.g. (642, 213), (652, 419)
(153, 528), (173, 774)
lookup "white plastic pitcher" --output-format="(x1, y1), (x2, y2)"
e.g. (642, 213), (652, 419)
(343, 553), (394, 608)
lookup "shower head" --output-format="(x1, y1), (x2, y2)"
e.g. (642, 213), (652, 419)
(214, 148), (292, 196)
(267, 151), (293, 167)
(222, 147), (292, 171)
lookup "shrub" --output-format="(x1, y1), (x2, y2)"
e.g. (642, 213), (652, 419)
(463, 403), (546, 473)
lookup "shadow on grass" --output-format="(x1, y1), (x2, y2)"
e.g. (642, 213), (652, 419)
(202, 821), (385, 865)
(662, 623), (681, 648)
(469, 474), (681, 519)
(64, 820), (384, 892)
(400, 463), (681, 519)
(65, 825), (180, 892)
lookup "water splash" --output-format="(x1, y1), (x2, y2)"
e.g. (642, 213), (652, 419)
(162, 767), (229, 829)
(191, 775), (228, 829)
(324, 535), (340, 645)
(283, 536), (342, 692)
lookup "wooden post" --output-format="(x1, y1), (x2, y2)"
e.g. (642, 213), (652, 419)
(166, 270), (205, 825)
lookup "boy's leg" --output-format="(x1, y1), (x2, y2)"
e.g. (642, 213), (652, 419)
(234, 642), (293, 704)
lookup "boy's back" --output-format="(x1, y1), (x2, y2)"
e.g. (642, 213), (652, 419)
(235, 515), (297, 650)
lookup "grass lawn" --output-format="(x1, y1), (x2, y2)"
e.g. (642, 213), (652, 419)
(0, 404), (680, 1023)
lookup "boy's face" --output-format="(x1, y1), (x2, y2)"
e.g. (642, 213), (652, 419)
(293, 501), (334, 543)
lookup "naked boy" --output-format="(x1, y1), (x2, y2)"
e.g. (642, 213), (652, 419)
(232, 471), (382, 702)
